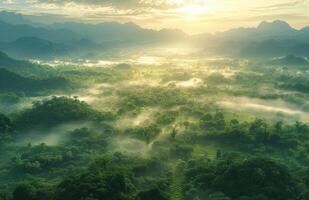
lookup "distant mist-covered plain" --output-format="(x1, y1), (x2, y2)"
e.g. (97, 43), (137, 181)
(0, 10), (309, 200)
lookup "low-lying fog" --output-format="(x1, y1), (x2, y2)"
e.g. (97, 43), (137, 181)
(3, 54), (308, 153)
(16, 122), (91, 146)
(218, 97), (309, 122)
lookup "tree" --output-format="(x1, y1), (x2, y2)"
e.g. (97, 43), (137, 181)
(249, 119), (269, 143)
(137, 188), (168, 200)
(128, 124), (161, 144)
(56, 170), (135, 200)
(13, 184), (36, 200)
(200, 112), (226, 130)
(213, 158), (300, 200)
(295, 121), (308, 134)
(209, 192), (231, 200)
(170, 128), (178, 140)
(216, 149), (222, 160)
(14, 96), (102, 130)
(230, 119), (239, 127)
(200, 113), (214, 130)
(274, 121), (283, 133)
(214, 112), (226, 130)
(299, 190), (309, 200)
(0, 191), (12, 200)
(0, 113), (11, 133)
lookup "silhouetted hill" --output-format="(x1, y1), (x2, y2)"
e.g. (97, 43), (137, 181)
(0, 20), (80, 43)
(0, 11), (33, 25)
(0, 51), (53, 76)
(49, 21), (188, 45)
(257, 20), (295, 33)
(212, 20), (304, 42)
(0, 51), (26, 67)
(0, 68), (69, 93)
(0, 37), (68, 59)
(239, 40), (309, 58)
(269, 55), (309, 66)
(195, 20), (309, 58)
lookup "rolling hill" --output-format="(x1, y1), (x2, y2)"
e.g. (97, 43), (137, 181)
(0, 68), (69, 93)
(0, 37), (68, 59)
(0, 51), (52, 76)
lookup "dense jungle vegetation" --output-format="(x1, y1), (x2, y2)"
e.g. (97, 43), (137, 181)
(0, 51), (309, 200)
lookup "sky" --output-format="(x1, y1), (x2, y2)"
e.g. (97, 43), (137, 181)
(0, 0), (309, 34)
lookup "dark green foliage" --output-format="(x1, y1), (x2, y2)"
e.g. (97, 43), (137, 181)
(200, 112), (226, 130)
(0, 191), (12, 200)
(137, 188), (168, 200)
(0, 93), (20, 105)
(14, 97), (102, 130)
(299, 191), (309, 200)
(155, 111), (179, 125)
(215, 158), (300, 200)
(277, 74), (309, 93)
(0, 51), (54, 76)
(56, 154), (139, 200)
(1, 52), (309, 200)
(57, 172), (134, 200)
(170, 144), (193, 160)
(184, 157), (300, 200)
(0, 68), (69, 93)
(10, 183), (54, 200)
(67, 127), (109, 150)
(249, 119), (269, 143)
(119, 88), (187, 113)
(128, 124), (161, 144)
(280, 82), (309, 93)
(208, 192), (231, 200)
(0, 113), (11, 133)
(12, 184), (36, 200)
(13, 143), (77, 173)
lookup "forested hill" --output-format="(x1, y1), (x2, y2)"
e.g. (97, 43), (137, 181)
(0, 51), (53, 76)
(0, 51), (28, 68)
(0, 68), (69, 93)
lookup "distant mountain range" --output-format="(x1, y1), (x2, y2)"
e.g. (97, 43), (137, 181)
(1, 11), (309, 59)
(49, 22), (188, 44)
(0, 20), (79, 43)
(0, 11), (34, 25)
(0, 11), (189, 59)
(195, 20), (309, 58)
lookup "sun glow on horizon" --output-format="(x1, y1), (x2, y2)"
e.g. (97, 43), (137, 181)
(1, 0), (308, 34)
(170, 0), (215, 15)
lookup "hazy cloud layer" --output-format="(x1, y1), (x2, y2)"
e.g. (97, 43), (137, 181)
(1, 0), (309, 33)
(27, 0), (189, 9)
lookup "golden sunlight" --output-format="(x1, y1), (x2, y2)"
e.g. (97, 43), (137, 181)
(171, 0), (214, 15)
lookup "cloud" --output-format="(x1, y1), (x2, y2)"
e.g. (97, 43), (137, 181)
(27, 0), (189, 10)
(2, 0), (309, 34)
(253, 0), (307, 10)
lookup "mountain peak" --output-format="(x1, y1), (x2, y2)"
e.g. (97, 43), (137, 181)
(0, 11), (32, 25)
(257, 20), (293, 31)
(124, 22), (140, 28)
(300, 26), (309, 32)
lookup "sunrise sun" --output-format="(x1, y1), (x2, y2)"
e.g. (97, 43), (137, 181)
(170, 0), (213, 15)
